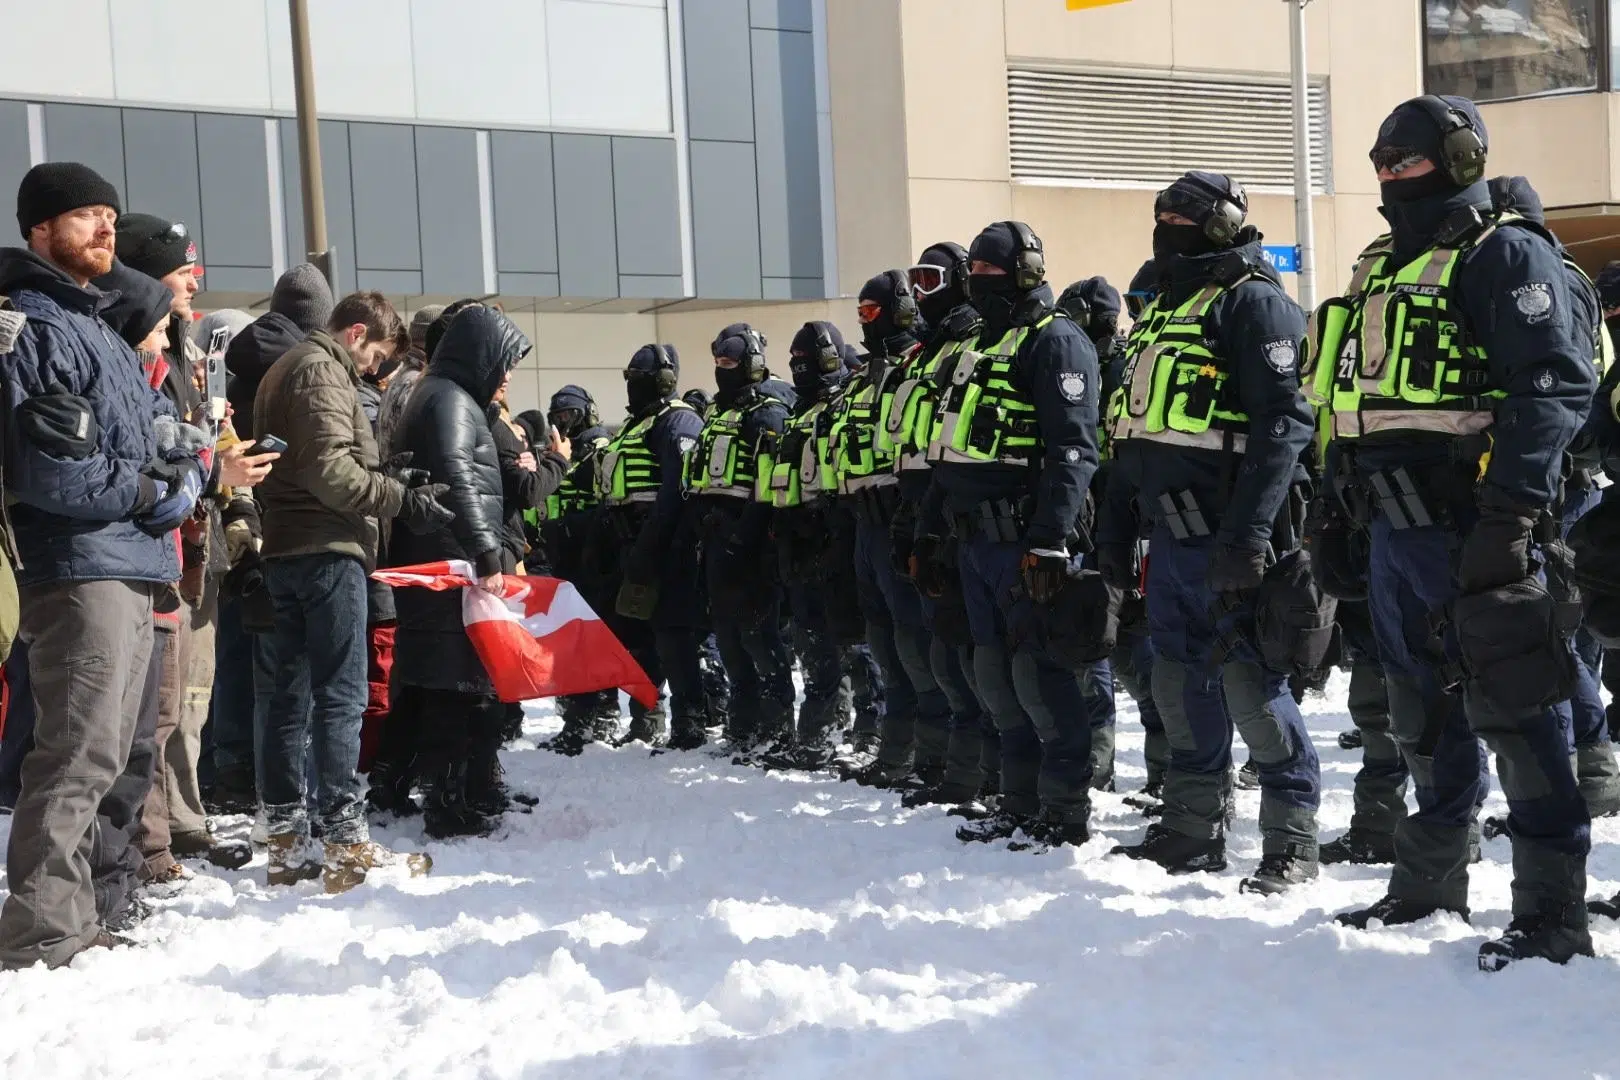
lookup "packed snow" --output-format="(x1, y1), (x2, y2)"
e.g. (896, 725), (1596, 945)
(3, 674), (1619, 1080)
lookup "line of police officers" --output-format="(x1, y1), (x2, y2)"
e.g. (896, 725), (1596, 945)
(524, 94), (1620, 973)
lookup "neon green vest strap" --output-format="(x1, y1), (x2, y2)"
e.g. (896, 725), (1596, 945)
(925, 318), (1051, 467)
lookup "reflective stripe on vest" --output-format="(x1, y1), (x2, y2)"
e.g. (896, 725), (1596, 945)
(541, 437), (608, 520)
(924, 319), (1049, 466)
(827, 365), (902, 492)
(756, 399), (836, 508)
(879, 338), (970, 473)
(598, 401), (693, 506)
(688, 396), (774, 499)
(1108, 282), (1252, 455)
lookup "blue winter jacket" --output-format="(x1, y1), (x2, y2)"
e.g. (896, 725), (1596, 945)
(0, 247), (177, 587)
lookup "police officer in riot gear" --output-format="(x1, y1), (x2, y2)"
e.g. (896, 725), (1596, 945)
(598, 344), (709, 750)
(688, 325), (796, 752)
(829, 272), (953, 790)
(533, 385), (621, 753)
(1317, 96), (1598, 969)
(755, 321), (854, 768)
(890, 242), (997, 809)
(916, 221), (1106, 848)
(1100, 171), (1321, 893)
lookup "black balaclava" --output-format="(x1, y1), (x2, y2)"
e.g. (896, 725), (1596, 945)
(1151, 170), (1247, 268)
(858, 271), (921, 356)
(1056, 276), (1123, 347)
(625, 343), (679, 414)
(1125, 257), (1162, 320)
(788, 320), (849, 398)
(711, 323), (765, 396)
(966, 221), (1044, 337)
(1371, 95), (1491, 260)
(912, 241), (970, 329)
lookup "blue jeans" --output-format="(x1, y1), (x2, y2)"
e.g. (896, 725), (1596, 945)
(259, 553), (370, 844)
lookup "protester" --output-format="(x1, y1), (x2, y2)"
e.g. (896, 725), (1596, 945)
(252, 290), (450, 892)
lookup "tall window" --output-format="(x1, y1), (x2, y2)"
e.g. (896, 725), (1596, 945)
(1425, 0), (1599, 102)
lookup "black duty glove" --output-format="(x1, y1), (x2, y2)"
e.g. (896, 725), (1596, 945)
(17, 386), (98, 459)
(1305, 501), (1368, 601)
(397, 483), (455, 534)
(1020, 548), (1069, 606)
(1458, 490), (1538, 594)
(382, 451), (431, 489)
(1205, 541), (1269, 595)
(910, 534), (949, 598)
(223, 547), (266, 598)
(1097, 543), (1138, 592)
(890, 513), (916, 579)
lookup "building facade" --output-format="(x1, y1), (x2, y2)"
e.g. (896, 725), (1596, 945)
(5, 1), (1609, 414)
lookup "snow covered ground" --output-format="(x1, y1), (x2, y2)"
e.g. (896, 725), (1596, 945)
(3, 674), (1620, 1080)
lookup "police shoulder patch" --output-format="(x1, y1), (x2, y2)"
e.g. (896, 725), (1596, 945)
(1511, 281), (1554, 324)
(677, 436), (697, 454)
(1261, 337), (1297, 374)
(1058, 370), (1087, 403)
(1534, 367), (1558, 392)
(1063, 446), (1081, 464)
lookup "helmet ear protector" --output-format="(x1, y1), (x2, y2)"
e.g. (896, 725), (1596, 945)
(1004, 220), (1045, 291)
(741, 328), (767, 381)
(1155, 174), (1247, 246)
(815, 325), (841, 373)
(628, 344), (678, 395)
(1412, 94), (1488, 187)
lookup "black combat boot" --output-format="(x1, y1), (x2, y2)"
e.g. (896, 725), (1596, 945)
(1478, 901), (1594, 973)
(206, 765), (258, 816)
(955, 809), (1029, 844)
(1233, 757), (1259, 790)
(1122, 778), (1164, 813)
(1337, 728), (1364, 751)
(618, 702), (668, 748)
(1008, 812), (1090, 851)
(423, 759), (500, 840)
(1110, 824), (1227, 874)
(902, 781), (980, 809)
(366, 755), (420, 817)
(1239, 844), (1319, 895)
(1319, 827), (1395, 866)
(1587, 892), (1620, 921)
(1335, 894), (1470, 929)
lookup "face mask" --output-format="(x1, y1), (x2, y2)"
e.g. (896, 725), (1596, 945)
(1151, 222), (1213, 265)
(1379, 170), (1456, 206)
(714, 363), (753, 395)
(625, 373), (664, 413)
(967, 273), (1020, 328)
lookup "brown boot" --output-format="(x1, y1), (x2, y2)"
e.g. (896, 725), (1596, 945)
(322, 840), (432, 895)
(266, 833), (322, 887)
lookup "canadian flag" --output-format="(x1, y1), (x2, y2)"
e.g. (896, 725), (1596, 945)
(372, 560), (658, 707)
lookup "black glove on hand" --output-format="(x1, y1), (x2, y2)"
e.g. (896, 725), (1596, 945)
(397, 483), (455, 534)
(910, 534), (949, 599)
(382, 451), (432, 489)
(1020, 549), (1070, 606)
(1206, 542), (1268, 594)
(1458, 491), (1538, 593)
(1097, 543), (1138, 592)
(17, 386), (99, 459)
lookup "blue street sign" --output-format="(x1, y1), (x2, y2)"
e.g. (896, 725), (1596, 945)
(1262, 245), (1301, 273)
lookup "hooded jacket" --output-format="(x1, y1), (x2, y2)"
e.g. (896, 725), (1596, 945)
(0, 246), (178, 587)
(225, 313), (307, 443)
(389, 307), (531, 692)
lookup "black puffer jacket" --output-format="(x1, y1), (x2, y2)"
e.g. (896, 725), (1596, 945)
(390, 306), (531, 692)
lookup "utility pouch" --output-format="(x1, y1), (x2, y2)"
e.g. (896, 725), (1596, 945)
(615, 579), (660, 622)
(1253, 549), (1341, 678)
(1453, 578), (1580, 715)
(1045, 568), (1123, 670)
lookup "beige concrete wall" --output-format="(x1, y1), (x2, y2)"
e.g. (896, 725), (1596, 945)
(1481, 94), (1615, 209)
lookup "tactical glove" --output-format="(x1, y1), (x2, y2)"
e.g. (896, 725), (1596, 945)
(1304, 502), (1368, 602)
(397, 483), (455, 534)
(382, 451), (432, 489)
(1020, 548), (1070, 606)
(1458, 490), (1538, 594)
(1205, 541), (1269, 595)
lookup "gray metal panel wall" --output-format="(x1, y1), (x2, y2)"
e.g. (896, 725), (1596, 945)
(683, 0), (754, 143)
(552, 134), (617, 298)
(348, 123), (421, 274)
(750, 28), (822, 281)
(489, 130), (557, 276)
(0, 102), (32, 228)
(689, 140), (761, 300)
(121, 110), (203, 250)
(196, 113), (272, 284)
(42, 104), (125, 206)
(280, 118), (356, 292)
(612, 137), (682, 278)
(414, 126), (483, 295)
(750, 0), (812, 31)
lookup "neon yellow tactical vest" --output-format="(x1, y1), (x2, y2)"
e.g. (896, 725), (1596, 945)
(877, 337), (972, 474)
(536, 435), (608, 521)
(1304, 213), (1607, 444)
(827, 365), (901, 494)
(756, 398), (836, 508)
(1107, 278), (1256, 454)
(687, 395), (776, 499)
(597, 400), (693, 506)
(924, 319), (1051, 466)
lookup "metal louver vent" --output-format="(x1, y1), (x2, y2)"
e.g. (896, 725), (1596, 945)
(1009, 67), (1332, 194)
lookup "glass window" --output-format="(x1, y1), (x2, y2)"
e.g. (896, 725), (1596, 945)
(1425, 1), (1599, 102)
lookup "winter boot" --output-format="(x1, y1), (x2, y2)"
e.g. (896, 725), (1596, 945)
(1337, 728), (1364, 751)
(667, 712), (709, 752)
(1478, 903), (1593, 972)
(1335, 894), (1470, 929)
(844, 758), (913, 789)
(102, 896), (154, 934)
(1319, 827), (1396, 866)
(1089, 725), (1116, 793)
(423, 760), (500, 840)
(267, 833), (322, 887)
(902, 781), (981, 809)
(322, 840), (432, 895)
(955, 809), (1029, 844)
(1588, 892), (1620, 921)
(206, 765), (258, 815)
(366, 756), (419, 817)
(171, 829), (254, 871)
(946, 798), (997, 821)
(1110, 824), (1227, 874)
(1233, 757), (1259, 790)
(618, 698), (668, 747)
(1239, 844), (1319, 895)
(1008, 813), (1090, 851)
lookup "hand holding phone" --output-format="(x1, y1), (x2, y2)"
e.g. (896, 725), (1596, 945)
(257, 434), (289, 455)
